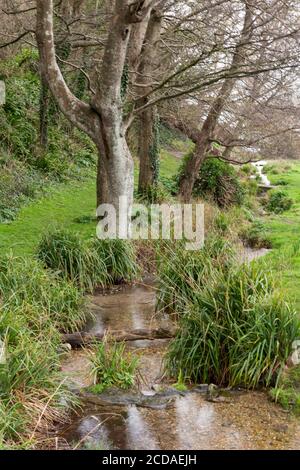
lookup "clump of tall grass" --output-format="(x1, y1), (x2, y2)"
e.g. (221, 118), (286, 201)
(36, 229), (108, 291)
(88, 338), (139, 393)
(156, 235), (235, 313)
(0, 255), (86, 333)
(37, 229), (139, 290)
(91, 238), (138, 284)
(240, 220), (272, 249)
(0, 256), (83, 447)
(265, 190), (293, 214)
(163, 254), (299, 388)
(0, 254), (83, 447)
(0, 301), (76, 446)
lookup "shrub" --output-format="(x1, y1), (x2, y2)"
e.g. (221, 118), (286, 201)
(164, 260), (299, 389)
(276, 179), (288, 186)
(266, 190), (293, 214)
(240, 220), (272, 249)
(89, 339), (139, 393)
(159, 176), (179, 196)
(134, 182), (171, 204)
(0, 162), (45, 223)
(0, 74), (39, 160)
(177, 156), (245, 207)
(240, 164), (255, 176)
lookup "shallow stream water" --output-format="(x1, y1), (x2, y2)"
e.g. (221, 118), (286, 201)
(60, 279), (300, 450)
(251, 160), (271, 187)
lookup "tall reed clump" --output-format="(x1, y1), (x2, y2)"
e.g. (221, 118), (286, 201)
(0, 255), (86, 333)
(0, 255), (85, 447)
(91, 238), (138, 284)
(156, 235), (235, 313)
(37, 229), (139, 290)
(158, 241), (299, 389)
(36, 229), (108, 291)
(0, 299), (76, 447)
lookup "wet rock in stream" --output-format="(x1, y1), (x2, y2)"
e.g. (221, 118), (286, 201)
(80, 387), (189, 410)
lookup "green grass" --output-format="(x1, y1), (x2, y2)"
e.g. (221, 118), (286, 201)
(270, 366), (300, 414)
(160, 149), (181, 177)
(263, 161), (300, 310)
(0, 178), (97, 256)
(0, 150), (180, 257)
(88, 339), (139, 393)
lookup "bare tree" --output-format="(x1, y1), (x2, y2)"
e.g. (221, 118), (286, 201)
(35, 0), (163, 232)
(2, 0), (300, 212)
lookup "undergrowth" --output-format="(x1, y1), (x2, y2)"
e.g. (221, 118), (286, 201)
(0, 256), (84, 447)
(37, 229), (139, 290)
(88, 339), (139, 393)
(157, 239), (299, 389)
(0, 48), (96, 223)
(270, 366), (300, 414)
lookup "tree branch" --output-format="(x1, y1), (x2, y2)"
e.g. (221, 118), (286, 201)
(35, 0), (97, 140)
(0, 31), (33, 49)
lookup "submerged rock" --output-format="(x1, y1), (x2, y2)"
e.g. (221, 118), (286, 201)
(80, 387), (178, 410)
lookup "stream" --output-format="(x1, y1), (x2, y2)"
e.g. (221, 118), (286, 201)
(251, 160), (271, 187)
(60, 280), (300, 450)
(59, 162), (296, 450)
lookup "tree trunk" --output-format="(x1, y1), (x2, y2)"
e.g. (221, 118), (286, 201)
(96, 129), (134, 227)
(39, 75), (50, 149)
(94, 101), (134, 235)
(179, 3), (253, 202)
(136, 8), (162, 195)
(36, 0), (153, 227)
(138, 106), (159, 194)
(179, 129), (210, 202)
(96, 153), (109, 208)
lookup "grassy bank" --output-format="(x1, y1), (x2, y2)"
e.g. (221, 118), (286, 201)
(263, 161), (300, 310)
(0, 152), (181, 257)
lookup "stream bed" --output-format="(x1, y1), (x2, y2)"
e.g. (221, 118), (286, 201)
(60, 280), (300, 450)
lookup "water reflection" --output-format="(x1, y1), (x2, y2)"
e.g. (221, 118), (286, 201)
(61, 282), (300, 450)
(126, 405), (159, 450)
(61, 392), (300, 450)
(175, 395), (215, 449)
(86, 284), (170, 335)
